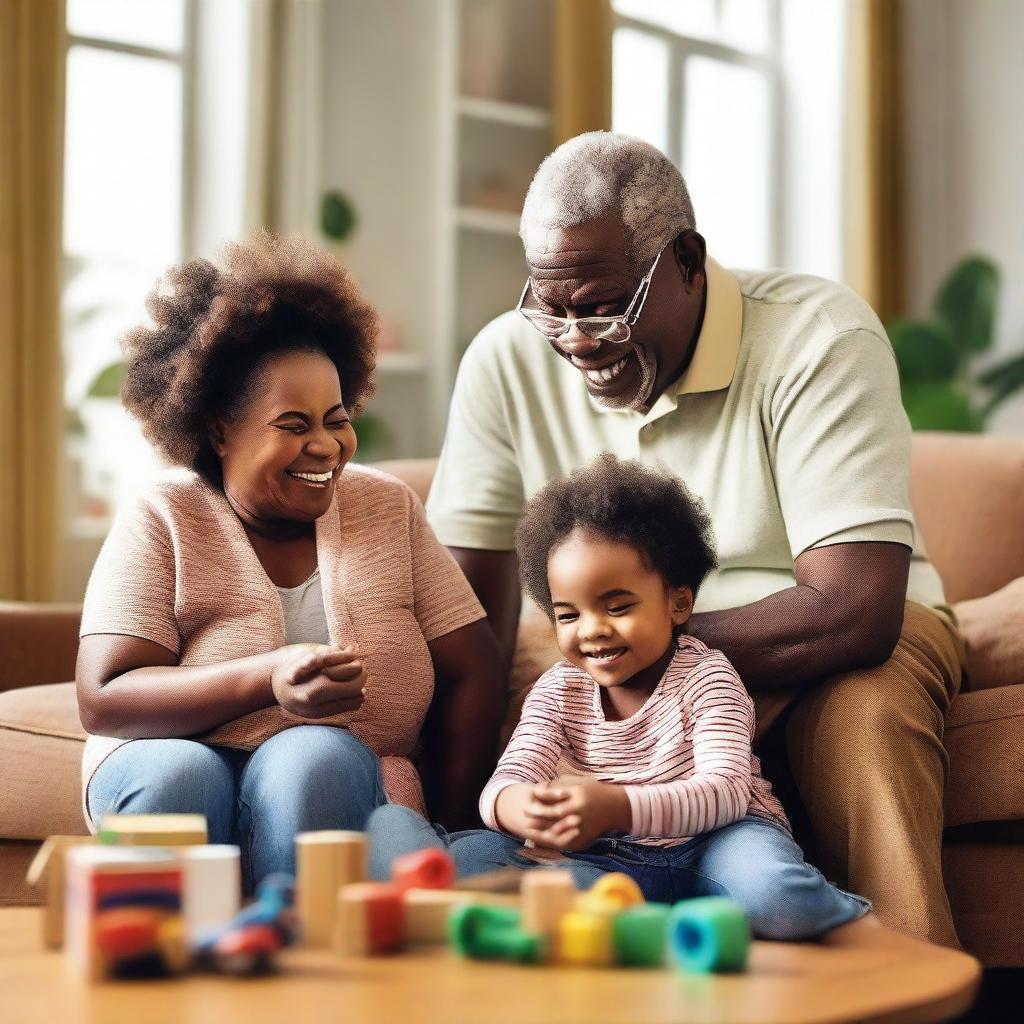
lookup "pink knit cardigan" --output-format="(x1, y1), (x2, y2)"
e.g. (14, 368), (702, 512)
(79, 465), (485, 823)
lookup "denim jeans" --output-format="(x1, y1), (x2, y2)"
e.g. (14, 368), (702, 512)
(86, 726), (388, 895)
(366, 806), (871, 941)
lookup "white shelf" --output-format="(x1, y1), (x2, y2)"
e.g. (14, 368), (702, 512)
(457, 96), (552, 130)
(376, 351), (428, 374)
(454, 206), (521, 236)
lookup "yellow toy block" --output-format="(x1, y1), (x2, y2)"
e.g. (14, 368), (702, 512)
(98, 814), (207, 847)
(558, 909), (615, 967)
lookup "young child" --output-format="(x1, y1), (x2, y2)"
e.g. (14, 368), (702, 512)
(368, 454), (870, 940)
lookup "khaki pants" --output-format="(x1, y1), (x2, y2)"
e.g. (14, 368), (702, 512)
(752, 601), (965, 948)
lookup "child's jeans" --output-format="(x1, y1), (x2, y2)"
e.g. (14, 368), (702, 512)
(367, 805), (871, 941)
(86, 726), (388, 895)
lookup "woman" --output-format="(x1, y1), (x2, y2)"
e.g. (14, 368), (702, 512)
(77, 232), (504, 892)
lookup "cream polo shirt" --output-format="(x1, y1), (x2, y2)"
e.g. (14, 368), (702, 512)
(426, 258), (946, 612)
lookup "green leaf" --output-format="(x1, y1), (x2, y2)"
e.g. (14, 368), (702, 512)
(320, 190), (357, 242)
(86, 362), (126, 399)
(978, 351), (1024, 415)
(901, 382), (983, 432)
(351, 413), (393, 462)
(933, 256), (999, 354)
(888, 319), (961, 383)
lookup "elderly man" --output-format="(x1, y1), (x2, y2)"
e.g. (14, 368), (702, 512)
(426, 132), (962, 947)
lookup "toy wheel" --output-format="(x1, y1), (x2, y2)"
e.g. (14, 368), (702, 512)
(668, 898), (750, 973)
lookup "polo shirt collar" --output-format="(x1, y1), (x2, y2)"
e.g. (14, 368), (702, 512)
(674, 256), (742, 397)
(639, 256), (742, 423)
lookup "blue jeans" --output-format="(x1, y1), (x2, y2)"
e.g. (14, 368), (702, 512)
(87, 726), (387, 895)
(366, 806), (871, 941)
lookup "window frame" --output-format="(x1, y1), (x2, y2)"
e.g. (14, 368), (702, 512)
(63, 0), (198, 263)
(613, 1), (785, 266)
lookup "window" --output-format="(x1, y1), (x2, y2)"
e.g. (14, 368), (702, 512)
(612, 0), (782, 269)
(611, 1), (846, 281)
(62, 0), (194, 523)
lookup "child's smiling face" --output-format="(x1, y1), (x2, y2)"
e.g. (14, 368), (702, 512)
(548, 528), (693, 692)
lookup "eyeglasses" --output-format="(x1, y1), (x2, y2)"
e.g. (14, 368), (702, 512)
(516, 249), (662, 344)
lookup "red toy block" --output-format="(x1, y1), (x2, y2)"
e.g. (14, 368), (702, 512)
(391, 849), (455, 891)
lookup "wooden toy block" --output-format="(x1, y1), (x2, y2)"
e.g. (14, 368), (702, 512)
(65, 846), (185, 981)
(333, 882), (404, 956)
(612, 903), (671, 966)
(98, 813), (207, 847)
(401, 888), (519, 945)
(587, 872), (644, 910)
(521, 868), (576, 955)
(392, 848), (455, 890)
(667, 897), (750, 974)
(558, 909), (615, 967)
(449, 904), (544, 963)
(453, 867), (525, 893)
(181, 844), (241, 944)
(296, 830), (368, 947)
(25, 835), (97, 948)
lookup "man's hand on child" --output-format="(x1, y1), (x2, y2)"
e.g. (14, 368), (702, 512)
(522, 778), (631, 851)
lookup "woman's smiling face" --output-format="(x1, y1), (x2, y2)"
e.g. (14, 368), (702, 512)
(212, 348), (357, 526)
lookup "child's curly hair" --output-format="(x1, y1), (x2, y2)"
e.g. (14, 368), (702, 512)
(120, 230), (379, 484)
(516, 453), (718, 618)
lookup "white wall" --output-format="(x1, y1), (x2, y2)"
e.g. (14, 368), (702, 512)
(320, 0), (442, 454)
(902, 0), (1024, 434)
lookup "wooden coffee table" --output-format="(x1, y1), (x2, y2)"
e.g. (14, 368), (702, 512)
(1, 907), (979, 1023)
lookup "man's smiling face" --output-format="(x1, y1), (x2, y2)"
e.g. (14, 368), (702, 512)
(524, 214), (704, 412)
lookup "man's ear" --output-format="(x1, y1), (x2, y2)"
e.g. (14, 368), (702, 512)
(208, 419), (228, 458)
(672, 230), (707, 287)
(670, 585), (694, 625)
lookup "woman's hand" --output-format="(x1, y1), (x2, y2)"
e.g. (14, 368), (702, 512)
(270, 643), (366, 720)
(520, 777), (631, 852)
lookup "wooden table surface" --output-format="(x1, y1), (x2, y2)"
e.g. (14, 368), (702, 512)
(1, 908), (980, 1024)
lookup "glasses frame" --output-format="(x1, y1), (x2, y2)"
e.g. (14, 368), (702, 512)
(516, 249), (663, 344)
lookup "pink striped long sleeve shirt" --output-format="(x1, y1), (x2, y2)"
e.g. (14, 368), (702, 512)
(480, 635), (789, 846)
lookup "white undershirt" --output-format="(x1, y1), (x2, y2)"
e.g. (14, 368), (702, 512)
(276, 567), (330, 646)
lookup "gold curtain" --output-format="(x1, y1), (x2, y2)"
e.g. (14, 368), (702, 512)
(553, 0), (613, 145)
(0, 0), (65, 600)
(844, 0), (904, 323)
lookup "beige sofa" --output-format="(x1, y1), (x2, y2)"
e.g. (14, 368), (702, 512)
(1, 433), (1022, 964)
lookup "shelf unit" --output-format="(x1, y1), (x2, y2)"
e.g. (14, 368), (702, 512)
(434, 0), (555, 443)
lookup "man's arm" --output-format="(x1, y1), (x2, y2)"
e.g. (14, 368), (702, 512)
(449, 548), (521, 672)
(687, 541), (910, 691)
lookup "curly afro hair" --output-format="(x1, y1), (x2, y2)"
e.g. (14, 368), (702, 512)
(120, 230), (379, 484)
(516, 453), (718, 618)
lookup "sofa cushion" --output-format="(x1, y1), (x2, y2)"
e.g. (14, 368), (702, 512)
(954, 577), (1024, 691)
(944, 684), (1024, 829)
(911, 432), (1024, 602)
(0, 682), (88, 839)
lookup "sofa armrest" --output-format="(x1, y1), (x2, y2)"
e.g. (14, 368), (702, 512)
(0, 602), (82, 693)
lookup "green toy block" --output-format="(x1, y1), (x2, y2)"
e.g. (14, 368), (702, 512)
(668, 897), (750, 973)
(612, 903), (671, 966)
(448, 904), (545, 963)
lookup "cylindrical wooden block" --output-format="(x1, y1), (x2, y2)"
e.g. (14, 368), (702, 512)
(296, 831), (368, 948)
(521, 868), (576, 947)
(183, 844), (241, 943)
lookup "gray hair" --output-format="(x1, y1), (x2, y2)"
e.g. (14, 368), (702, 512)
(520, 132), (696, 274)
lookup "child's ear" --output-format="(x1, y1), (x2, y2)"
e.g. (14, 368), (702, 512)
(208, 419), (227, 458)
(670, 585), (693, 625)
